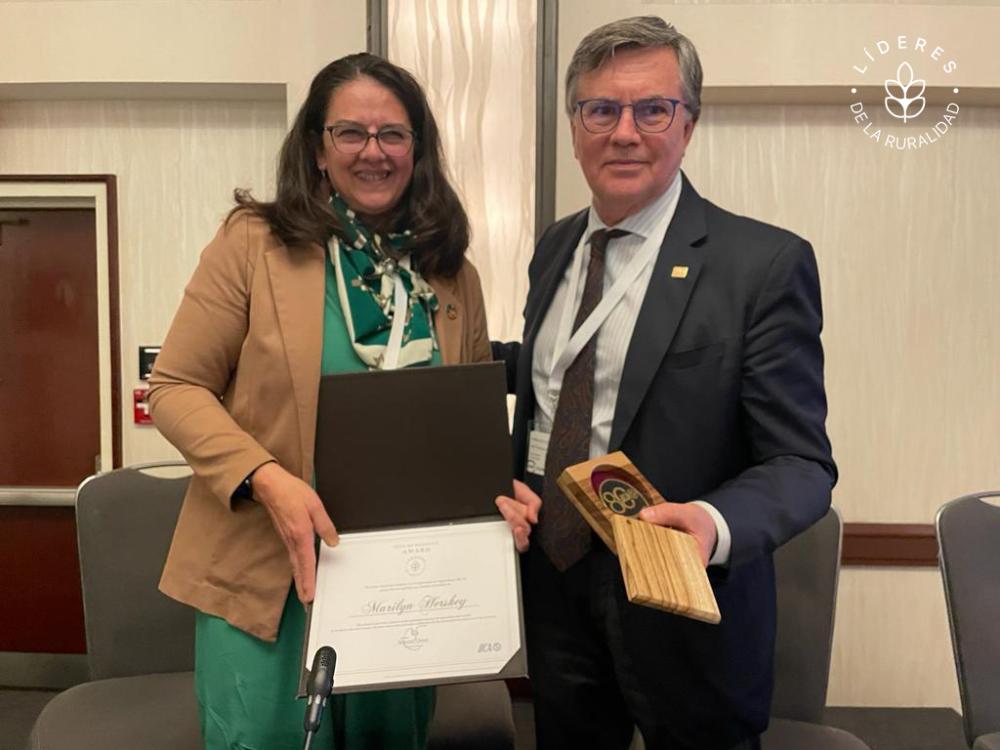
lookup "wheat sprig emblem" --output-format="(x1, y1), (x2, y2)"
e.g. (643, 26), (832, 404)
(884, 62), (926, 122)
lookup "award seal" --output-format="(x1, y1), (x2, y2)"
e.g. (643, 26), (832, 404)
(556, 452), (664, 552)
(590, 467), (653, 517)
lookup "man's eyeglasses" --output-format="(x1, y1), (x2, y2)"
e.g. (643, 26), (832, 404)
(323, 122), (416, 156)
(575, 98), (687, 134)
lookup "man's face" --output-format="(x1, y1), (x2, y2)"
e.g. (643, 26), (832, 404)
(571, 46), (696, 225)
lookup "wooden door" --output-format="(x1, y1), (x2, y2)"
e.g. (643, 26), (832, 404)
(0, 208), (101, 486)
(0, 208), (99, 655)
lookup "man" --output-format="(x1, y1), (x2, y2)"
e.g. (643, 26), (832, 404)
(494, 16), (836, 750)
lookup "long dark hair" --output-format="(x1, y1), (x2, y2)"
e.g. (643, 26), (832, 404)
(233, 53), (469, 278)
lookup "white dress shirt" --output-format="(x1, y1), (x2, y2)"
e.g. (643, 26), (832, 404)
(530, 172), (732, 566)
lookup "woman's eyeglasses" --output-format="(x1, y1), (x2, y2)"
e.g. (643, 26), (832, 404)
(323, 122), (416, 157)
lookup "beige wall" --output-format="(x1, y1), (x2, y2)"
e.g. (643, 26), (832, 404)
(0, 0), (368, 121)
(556, 2), (1000, 710)
(831, 567), (958, 708)
(1, 0), (366, 465)
(0, 99), (287, 465)
(557, 1), (1000, 93)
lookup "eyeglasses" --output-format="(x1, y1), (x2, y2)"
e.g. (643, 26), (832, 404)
(323, 122), (416, 156)
(575, 98), (687, 134)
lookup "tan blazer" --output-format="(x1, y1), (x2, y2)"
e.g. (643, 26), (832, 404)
(150, 212), (492, 641)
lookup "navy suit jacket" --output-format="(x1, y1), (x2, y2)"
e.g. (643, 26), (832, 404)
(498, 173), (837, 736)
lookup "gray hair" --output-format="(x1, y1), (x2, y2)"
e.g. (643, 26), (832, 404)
(564, 16), (703, 122)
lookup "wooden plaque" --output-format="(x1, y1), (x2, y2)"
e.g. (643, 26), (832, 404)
(612, 515), (721, 624)
(557, 451), (720, 624)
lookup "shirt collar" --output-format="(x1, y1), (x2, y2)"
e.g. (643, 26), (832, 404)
(585, 170), (683, 243)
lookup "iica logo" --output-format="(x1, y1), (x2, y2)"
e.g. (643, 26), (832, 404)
(848, 35), (960, 151)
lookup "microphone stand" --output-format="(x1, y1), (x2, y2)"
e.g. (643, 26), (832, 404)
(303, 646), (337, 750)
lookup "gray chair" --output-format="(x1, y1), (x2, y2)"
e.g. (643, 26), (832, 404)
(762, 507), (870, 750)
(29, 462), (202, 750)
(30, 461), (514, 749)
(937, 492), (1000, 750)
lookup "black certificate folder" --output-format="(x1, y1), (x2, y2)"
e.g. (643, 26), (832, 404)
(314, 361), (513, 531)
(305, 361), (526, 695)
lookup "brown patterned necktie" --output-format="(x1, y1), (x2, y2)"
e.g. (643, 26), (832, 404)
(537, 228), (629, 571)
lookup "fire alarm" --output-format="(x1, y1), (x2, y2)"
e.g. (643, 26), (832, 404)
(133, 388), (153, 425)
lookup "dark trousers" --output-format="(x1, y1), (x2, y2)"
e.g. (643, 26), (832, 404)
(520, 494), (762, 750)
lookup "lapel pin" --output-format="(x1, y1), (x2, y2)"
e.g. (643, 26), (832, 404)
(671, 265), (689, 279)
(446, 303), (458, 320)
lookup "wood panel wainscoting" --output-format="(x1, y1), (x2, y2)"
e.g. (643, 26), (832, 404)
(842, 523), (938, 567)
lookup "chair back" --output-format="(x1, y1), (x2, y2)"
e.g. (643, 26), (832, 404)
(770, 507), (843, 723)
(937, 492), (1000, 746)
(75, 461), (194, 680)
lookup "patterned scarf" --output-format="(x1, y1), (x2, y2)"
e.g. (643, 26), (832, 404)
(327, 194), (438, 369)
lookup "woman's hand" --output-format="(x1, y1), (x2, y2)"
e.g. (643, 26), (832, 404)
(495, 479), (542, 552)
(251, 462), (339, 604)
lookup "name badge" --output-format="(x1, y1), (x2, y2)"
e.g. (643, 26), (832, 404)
(526, 430), (550, 476)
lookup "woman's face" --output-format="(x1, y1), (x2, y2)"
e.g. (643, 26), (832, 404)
(317, 76), (415, 222)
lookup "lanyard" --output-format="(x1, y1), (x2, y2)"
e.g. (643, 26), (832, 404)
(544, 232), (658, 411)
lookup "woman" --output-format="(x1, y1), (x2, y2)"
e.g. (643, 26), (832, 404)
(149, 53), (491, 749)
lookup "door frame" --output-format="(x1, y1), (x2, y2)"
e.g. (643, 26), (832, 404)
(0, 175), (121, 505)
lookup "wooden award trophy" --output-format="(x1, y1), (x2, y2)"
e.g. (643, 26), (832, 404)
(557, 452), (721, 624)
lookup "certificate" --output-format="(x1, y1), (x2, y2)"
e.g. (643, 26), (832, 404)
(303, 519), (525, 693)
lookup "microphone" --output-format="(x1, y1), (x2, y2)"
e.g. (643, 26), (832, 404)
(303, 646), (336, 746)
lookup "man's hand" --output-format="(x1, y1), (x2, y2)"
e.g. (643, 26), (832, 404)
(638, 502), (717, 567)
(495, 479), (542, 552)
(251, 462), (339, 604)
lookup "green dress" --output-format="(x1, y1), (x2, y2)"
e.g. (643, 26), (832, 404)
(194, 251), (437, 749)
